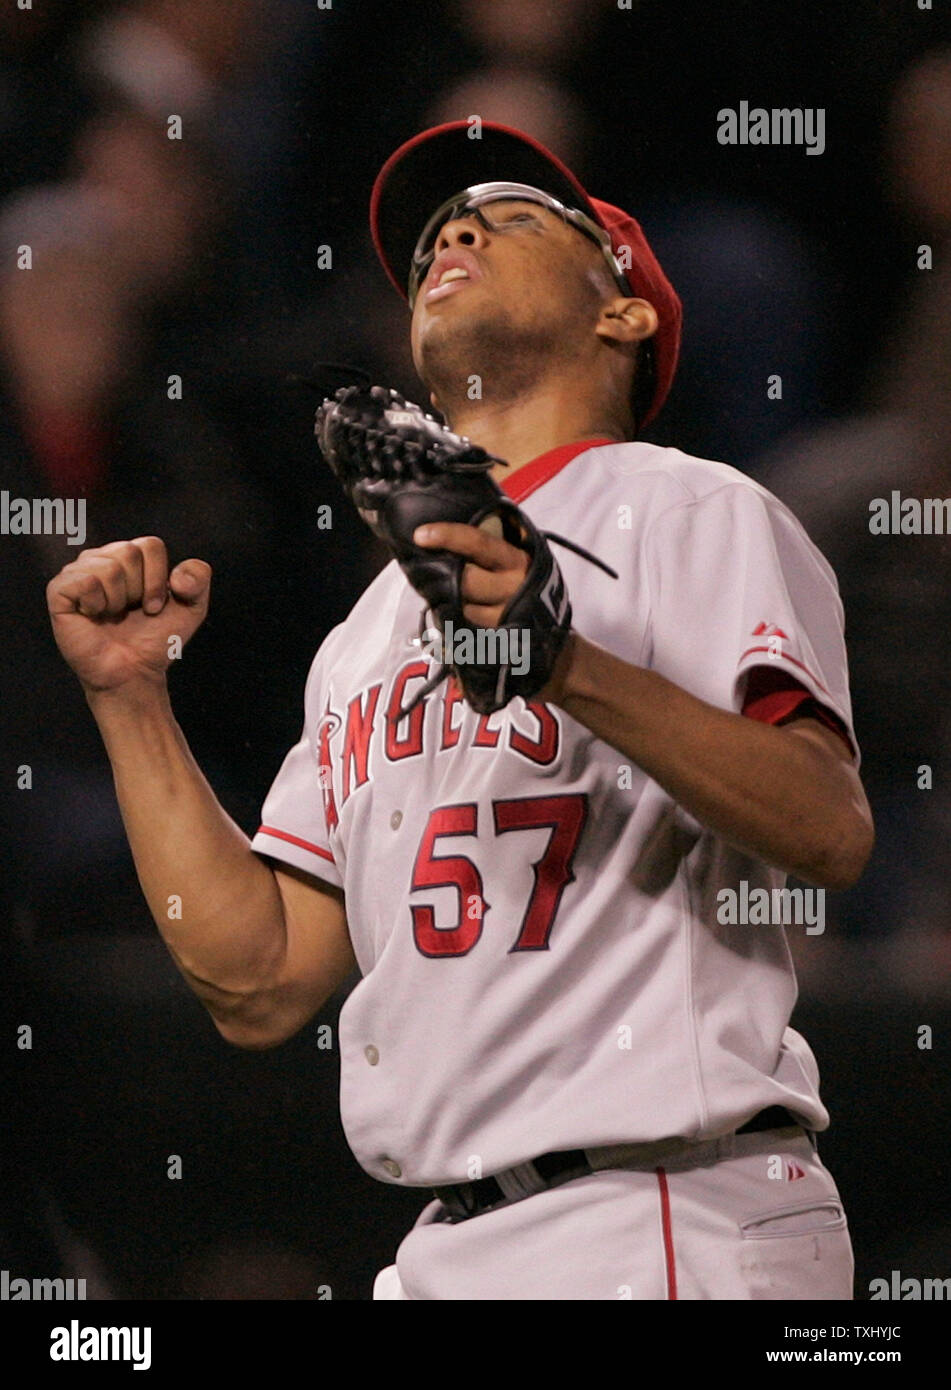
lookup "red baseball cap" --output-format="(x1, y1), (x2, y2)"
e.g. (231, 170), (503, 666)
(370, 120), (682, 429)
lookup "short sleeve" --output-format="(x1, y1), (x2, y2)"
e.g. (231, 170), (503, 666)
(646, 483), (860, 768)
(250, 634), (345, 888)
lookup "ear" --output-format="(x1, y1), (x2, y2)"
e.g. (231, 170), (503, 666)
(595, 297), (659, 347)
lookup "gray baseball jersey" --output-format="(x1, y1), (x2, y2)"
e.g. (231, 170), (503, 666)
(251, 439), (858, 1189)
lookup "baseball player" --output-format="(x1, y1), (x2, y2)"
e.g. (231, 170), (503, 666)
(47, 121), (874, 1300)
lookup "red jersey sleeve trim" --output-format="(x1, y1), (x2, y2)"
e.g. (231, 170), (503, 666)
(741, 670), (856, 758)
(737, 646), (832, 699)
(743, 687), (814, 725)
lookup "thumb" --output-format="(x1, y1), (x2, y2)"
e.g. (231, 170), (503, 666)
(168, 559), (212, 604)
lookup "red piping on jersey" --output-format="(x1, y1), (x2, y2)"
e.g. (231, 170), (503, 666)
(499, 438), (616, 504)
(656, 1168), (678, 1300)
(256, 825), (336, 863)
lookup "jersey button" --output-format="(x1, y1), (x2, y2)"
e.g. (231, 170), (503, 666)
(381, 1158), (402, 1179)
(364, 1044), (380, 1066)
(390, 811), (402, 830)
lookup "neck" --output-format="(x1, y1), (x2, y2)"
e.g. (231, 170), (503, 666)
(443, 379), (626, 480)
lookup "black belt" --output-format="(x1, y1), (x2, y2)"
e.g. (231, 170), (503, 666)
(432, 1107), (810, 1223)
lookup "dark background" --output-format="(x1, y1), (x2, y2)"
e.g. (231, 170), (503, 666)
(1, 0), (948, 1299)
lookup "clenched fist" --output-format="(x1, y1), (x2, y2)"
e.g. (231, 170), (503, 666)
(47, 537), (211, 694)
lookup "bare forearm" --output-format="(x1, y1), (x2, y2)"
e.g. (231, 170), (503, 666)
(553, 633), (872, 888)
(88, 680), (287, 1010)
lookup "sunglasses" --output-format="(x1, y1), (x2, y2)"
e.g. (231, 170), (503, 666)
(407, 181), (631, 309)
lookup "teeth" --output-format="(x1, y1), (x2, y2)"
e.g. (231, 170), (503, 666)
(438, 267), (470, 287)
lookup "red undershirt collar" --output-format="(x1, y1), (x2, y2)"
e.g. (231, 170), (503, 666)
(499, 438), (617, 504)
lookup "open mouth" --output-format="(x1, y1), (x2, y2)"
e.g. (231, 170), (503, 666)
(423, 251), (482, 303)
(425, 267), (474, 302)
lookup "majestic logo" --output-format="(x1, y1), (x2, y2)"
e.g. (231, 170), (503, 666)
(767, 1155), (809, 1181)
(751, 621), (789, 640)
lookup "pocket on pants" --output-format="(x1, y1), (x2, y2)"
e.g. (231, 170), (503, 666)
(740, 1198), (847, 1240)
(738, 1199), (853, 1300)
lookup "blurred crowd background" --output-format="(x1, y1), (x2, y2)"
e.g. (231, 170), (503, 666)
(1, 0), (948, 1299)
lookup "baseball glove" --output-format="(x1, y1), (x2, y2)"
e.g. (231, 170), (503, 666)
(315, 384), (617, 717)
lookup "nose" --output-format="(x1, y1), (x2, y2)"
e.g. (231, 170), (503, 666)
(433, 213), (489, 256)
